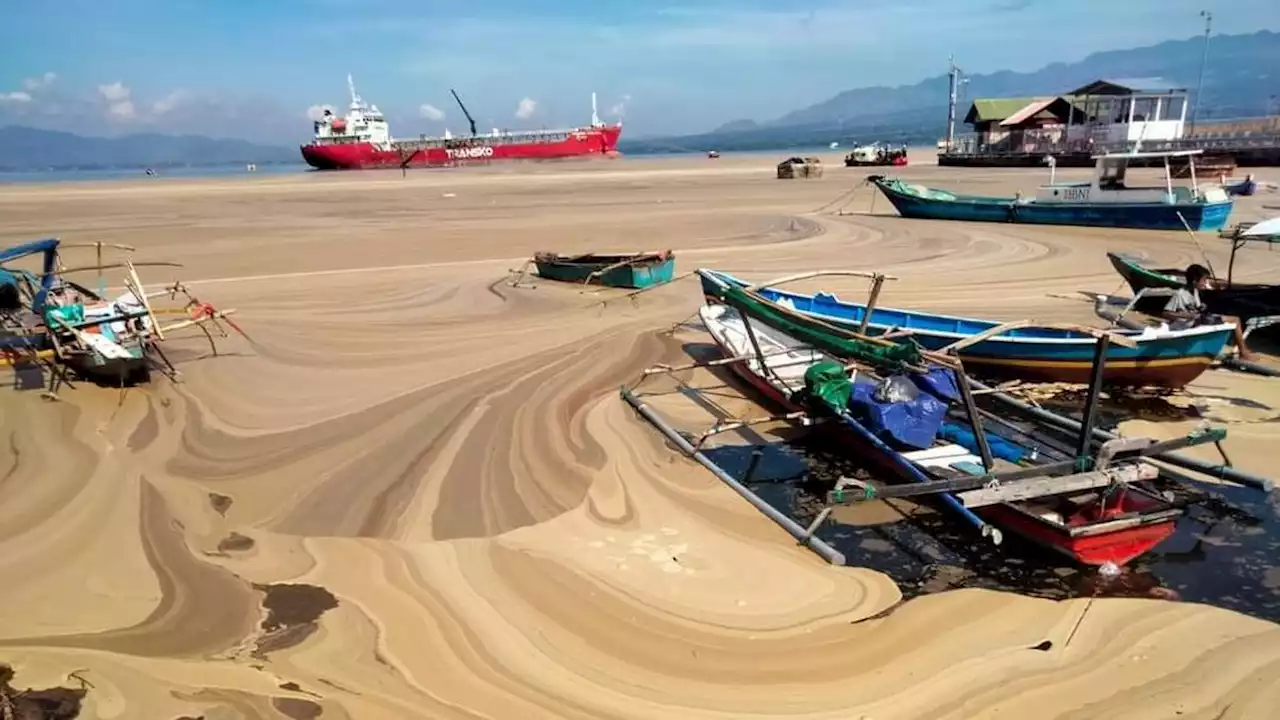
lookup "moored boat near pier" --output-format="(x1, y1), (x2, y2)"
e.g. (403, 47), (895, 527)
(871, 148), (1233, 231)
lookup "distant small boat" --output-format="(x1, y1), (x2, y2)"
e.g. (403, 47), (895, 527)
(699, 269), (1233, 388)
(533, 250), (675, 289)
(869, 148), (1233, 231)
(844, 142), (908, 167)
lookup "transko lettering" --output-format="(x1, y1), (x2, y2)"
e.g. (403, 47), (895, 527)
(445, 146), (495, 159)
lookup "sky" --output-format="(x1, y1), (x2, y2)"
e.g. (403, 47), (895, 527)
(1, 0), (1277, 144)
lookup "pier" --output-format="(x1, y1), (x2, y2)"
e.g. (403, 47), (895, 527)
(939, 78), (1280, 168)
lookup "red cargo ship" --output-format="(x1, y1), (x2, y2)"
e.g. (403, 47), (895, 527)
(300, 76), (623, 170)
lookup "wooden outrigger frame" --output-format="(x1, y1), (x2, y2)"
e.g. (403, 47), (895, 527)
(621, 268), (1270, 565)
(2, 238), (244, 399)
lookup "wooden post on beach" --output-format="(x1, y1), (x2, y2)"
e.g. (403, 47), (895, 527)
(858, 274), (887, 335)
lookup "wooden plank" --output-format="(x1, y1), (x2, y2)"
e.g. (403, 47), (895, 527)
(957, 463), (1158, 508)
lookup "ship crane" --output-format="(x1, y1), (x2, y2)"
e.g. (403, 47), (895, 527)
(450, 89), (478, 137)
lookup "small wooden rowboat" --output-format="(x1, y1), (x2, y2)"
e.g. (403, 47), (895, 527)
(533, 250), (675, 289)
(698, 300), (1184, 567)
(699, 269), (1233, 388)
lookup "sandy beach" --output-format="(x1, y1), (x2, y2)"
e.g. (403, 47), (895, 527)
(3, 151), (1280, 719)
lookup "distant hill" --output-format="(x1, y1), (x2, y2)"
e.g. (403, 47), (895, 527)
(0, 126), (297, 171)
(621, 30), (1280, 154)
(711, 119), (760, 134)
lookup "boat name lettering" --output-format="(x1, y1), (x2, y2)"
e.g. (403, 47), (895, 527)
(1062, 186), (1090, 202)
(445, 146), (495, 159)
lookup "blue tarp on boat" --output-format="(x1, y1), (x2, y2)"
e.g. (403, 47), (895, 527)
(848, 375), (948, 450)
(939, 422), (1027, 463)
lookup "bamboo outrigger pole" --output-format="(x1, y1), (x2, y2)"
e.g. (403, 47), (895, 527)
(620, 386), (847, 565)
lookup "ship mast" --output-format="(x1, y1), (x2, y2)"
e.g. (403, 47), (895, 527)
(450, 89), (478, 137)
(945, 56), (962, 153)
(591, 92), (601, 127)
(348, 73), (362, 109)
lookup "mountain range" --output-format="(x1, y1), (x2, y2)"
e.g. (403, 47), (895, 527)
(0, 126), (298, 171)
(3, 30), (1276, 169)
(623, 29), (1279, 153)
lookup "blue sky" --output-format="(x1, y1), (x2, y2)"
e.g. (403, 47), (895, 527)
(1, 0), (1276, 143)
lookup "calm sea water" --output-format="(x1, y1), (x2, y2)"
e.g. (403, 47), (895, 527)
(0, 163), (310, 185)
(0, 146), (851, 186)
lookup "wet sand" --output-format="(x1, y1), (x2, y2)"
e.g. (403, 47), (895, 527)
(2, 151), (1280, 718)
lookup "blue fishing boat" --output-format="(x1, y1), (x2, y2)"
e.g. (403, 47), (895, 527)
(1, 238), (63, 367)
(534, 250), (675, 289)
(869, 148), (1233, 231)
(3, 237), (242, 392)
(698, 269), (1232, 388)
(693, 300), (1189, 567)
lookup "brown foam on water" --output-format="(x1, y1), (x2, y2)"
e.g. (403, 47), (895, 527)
(3, 155), (1280, 718)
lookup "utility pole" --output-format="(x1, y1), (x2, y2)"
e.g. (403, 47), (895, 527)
(945, 55), (960, 153)
(1189, 10), (1212, 136)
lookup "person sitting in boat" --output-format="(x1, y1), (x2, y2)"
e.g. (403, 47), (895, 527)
(1162, 264), (1257, 361)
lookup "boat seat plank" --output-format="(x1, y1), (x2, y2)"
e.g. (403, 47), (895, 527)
(956, 463), (1158, 508)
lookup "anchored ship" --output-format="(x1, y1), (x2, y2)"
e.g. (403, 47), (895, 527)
(300, 75), (623, 170)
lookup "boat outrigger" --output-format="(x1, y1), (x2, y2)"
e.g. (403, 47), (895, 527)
(869, 148), (1233, 231)
(621, 269), (1255, 567)
(1, 237), (242, 396)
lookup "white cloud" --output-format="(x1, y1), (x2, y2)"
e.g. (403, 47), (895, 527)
(23, 72), (57, 91)
(515, 97), (537, 119)
(418, 103), (445, 121)
(306, 104), (335, 121)
(97, 81), (131, 103)
(96, 81), (140, 120)
(608, 94), (632, 118)
(151, 89), (190, 116)
(0, 91), (32, 104)
(107, 100), (137, 119)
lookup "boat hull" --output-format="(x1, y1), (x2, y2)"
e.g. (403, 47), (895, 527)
(872, 177), (1233, 231)
(301, 125), (623, 170)
(845, 158), (908, 168)
(535, 254), (675, 289)
(699, 271), (1231, 388)
(702, 302), (1177, 567)
(980, 504), (1176, 567)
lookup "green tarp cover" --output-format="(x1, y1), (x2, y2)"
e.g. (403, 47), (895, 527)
(801, 361), (852, 414)
(45, 304), (84, 327)
(720, 286), (923, 373)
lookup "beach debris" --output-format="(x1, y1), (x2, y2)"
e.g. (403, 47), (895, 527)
(776, 156), (823, 179)
(250, 583), (340, 659)
(0, 664), (85, 720)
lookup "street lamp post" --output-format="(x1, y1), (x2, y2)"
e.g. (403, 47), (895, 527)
(1189, 10), (1212, 136)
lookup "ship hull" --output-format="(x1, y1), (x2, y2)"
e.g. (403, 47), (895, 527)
(300, 125), (623, 170)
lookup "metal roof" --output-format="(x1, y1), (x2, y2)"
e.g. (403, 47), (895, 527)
(998, 97), (1089, 127)
(964, 97), (1048, 124)
(1069, 78), (1187, 95)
